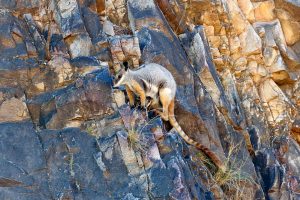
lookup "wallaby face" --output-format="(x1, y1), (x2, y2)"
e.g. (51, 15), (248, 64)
(114, 62), (129, 88)
(114, 69), (127, 88)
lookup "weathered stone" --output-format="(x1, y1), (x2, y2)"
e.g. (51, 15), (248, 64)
(48, 56), (73, 85)
(253, 20), (286, 49)
(81, 6), (106, 44)
(27, 67), (115, 129)
(109, 35), (141, 70)
(179, 0), (212, 26)
(95, 0), (105, 16)
(23, 13), (46, 59)
(234, 57), (247, 70)
(181, 27), (247, 131)
(258, 78), (292, 125)
(248, 61), (269, 83)
(253, 148), (290, 200)
(0, 96), (29, 122)
(253, 0), (276, 22)
(275, 7), (300, 46)
(263, 47), (278, 67)
(227, 0), (248, 35)
(55, 0), (86, 37)
(207, 35), (221, 48)
(0, 122), (51, 200)
(155, 0), (188, 34)
(239, 24), (262, 56)
(202, 10), (221, 31)
(254, 20), (300, 83)
(218, 68), (247, 128)
(70, 56), (103, 75)
(291, 115), (300, 143)
(263, 46), (291, 83)
(237, 0), (255, 22)
(65, 33), (92, 58)
(103, 19), (115, 36)
(229, 36), (241, 54)
(54, 0), (93, 58)
(287, 139), (300, 194)
(204, 25), (214, 36)
(26, 56), (103, 98)
(0, 113), (218, 199)
(237, 76), (270, 147)
(0, 58), (38, 89)
(279, 13), (300, 46)
(0, 11), (30, 59)
(105, 0), (128, 27)
(39, 127), (111, 199)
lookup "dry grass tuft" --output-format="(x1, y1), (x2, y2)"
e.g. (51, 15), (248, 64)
(196, 142), (257, 199)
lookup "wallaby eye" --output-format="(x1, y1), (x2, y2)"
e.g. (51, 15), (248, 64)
(118, 75), (122, 79)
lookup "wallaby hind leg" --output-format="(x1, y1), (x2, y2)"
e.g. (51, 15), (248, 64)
(158, 88), (172, 121)
(168, 98), (175, 117)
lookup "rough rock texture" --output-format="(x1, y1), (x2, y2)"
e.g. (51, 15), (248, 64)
(0, 0), (300, 199)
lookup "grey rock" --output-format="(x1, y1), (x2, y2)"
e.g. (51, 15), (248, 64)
(27, 67), (115, 129)
(54, 0), (93, 58)
(23, 14), (46, 59)
(81, 7), (106, 44)
(0, 122), (51, 200)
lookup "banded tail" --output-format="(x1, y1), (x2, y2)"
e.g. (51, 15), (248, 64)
(168, 100), (226, 172)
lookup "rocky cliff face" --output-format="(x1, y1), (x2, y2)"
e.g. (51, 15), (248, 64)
(0, 0), (299, 199)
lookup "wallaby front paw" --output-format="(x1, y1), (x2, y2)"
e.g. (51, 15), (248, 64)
(161, 114), (169, 121)
(137, 105), (146, 111)
(156, 110), (169, 121)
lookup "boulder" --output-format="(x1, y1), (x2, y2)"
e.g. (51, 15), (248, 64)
(27, 67), (115, 129)
(55, 0), (93, 58)
(239, 24), (262, 56)
(253, 20), (300, 81)
(252, 0), (276, 22)
(274, 0), (300, 46)
(0, 122), (51, 200)
(227, 0), (248, 35)
(0, 95), (29, 122)
(237, 0), (255, 22)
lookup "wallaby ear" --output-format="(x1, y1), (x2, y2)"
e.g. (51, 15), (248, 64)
(123, 61), (128, 71)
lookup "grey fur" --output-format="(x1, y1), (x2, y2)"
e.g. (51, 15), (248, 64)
(114, 63), (176, 103)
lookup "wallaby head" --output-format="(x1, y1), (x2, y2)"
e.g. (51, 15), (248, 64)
(113, 62), (130, 88)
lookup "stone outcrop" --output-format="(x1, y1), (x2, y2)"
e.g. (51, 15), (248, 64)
(0, 0), (300, 199)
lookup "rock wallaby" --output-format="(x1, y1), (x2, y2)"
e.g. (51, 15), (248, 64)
(114, 63), (226, 172)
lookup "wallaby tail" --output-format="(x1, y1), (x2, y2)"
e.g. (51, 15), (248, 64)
(168, 99), (226, 172)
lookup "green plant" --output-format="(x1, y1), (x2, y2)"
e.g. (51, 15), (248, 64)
(86, 124), (96, 135)
(127, 126), (148, 153)
(213, 142), (256, 199)
(126, 109), (160, 153)
(196, 141), (257, 199)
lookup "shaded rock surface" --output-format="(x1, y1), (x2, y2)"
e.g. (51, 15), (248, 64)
(0, 0), (300, 199)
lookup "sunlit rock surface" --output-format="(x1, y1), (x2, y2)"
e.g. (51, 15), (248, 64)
(0, 0), (300, 199)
